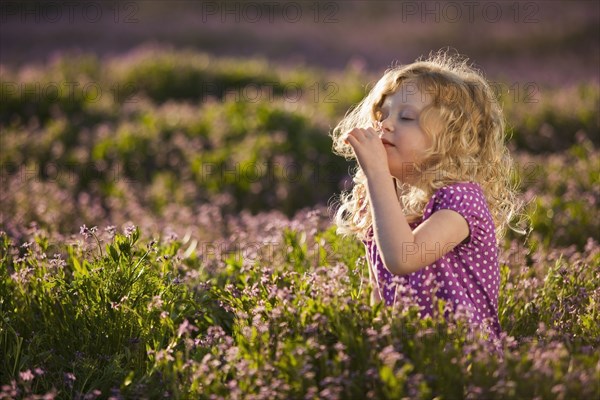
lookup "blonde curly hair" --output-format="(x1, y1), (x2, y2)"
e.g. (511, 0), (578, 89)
(331, 51), (523, 242)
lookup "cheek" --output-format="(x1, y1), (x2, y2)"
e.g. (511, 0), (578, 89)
(407, 130), (432, 153)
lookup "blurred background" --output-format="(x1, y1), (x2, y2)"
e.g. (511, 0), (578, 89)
(2, 0), (599, 84)
(1, 0), (599, 248)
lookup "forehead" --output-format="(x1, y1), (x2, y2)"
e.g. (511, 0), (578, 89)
(382, 81), (432, 110)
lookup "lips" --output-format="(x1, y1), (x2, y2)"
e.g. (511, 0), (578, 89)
(381, 138), (395, 147)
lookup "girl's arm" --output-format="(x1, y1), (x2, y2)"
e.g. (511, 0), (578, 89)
(365, 172), (469, 275)
(346, 127), (469, 276)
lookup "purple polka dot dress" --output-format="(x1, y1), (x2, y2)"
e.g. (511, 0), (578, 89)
(363, 182), (502, 340)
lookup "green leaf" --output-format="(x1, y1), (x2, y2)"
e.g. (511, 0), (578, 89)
(108, 245), (120, 262)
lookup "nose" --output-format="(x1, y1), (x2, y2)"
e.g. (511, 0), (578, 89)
(380, 117), (393, 133)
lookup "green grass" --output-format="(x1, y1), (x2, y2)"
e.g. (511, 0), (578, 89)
(1, 224), (598, 399)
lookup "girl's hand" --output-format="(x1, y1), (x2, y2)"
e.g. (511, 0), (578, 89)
(344, 127), (390, 178)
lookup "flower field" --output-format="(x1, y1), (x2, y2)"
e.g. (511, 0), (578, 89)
(1, 46), (599, 399)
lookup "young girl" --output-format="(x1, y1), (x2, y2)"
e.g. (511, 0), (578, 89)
(331, 51), (522, 341)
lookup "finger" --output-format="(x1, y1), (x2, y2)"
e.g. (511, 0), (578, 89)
(352, 128), (371, 141)
(345, 129), (376, 147)
(344, 129), (362, 143)
(346, 127), (376, 144)
(344, 133), (358, 147)
(365, 127), (380, 136)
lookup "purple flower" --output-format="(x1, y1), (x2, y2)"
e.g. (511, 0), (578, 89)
(378, 344), (404, 366)
(80, 225), (92, 239)
(64, 372), (76, 388)
(83, 389), (102, 400)
(177, 319), (199, 337)
(147, 295), (163, 311)
(105, 225), (117, 237)
(124, 225), (136, 238)
(50, 254), (66, 269)
(19, 369), (35, 382)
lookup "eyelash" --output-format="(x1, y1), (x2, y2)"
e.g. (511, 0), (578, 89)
(380, 110), (415, 121)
